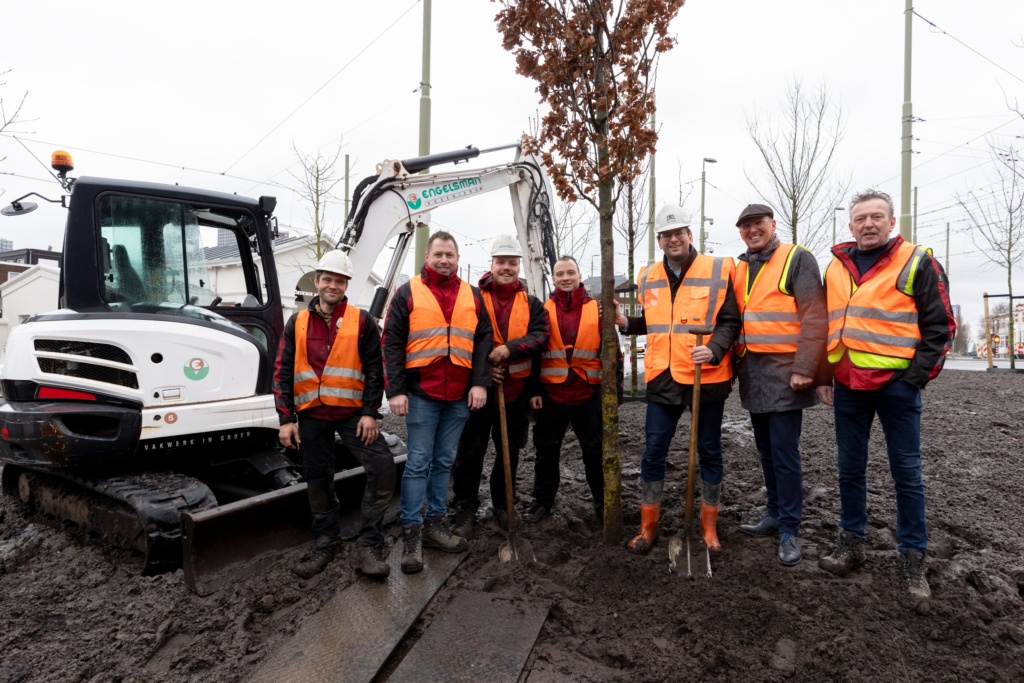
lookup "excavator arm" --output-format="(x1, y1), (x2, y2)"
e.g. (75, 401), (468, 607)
(338, 140), (558, 316)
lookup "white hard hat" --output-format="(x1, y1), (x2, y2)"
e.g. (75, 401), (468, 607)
(490, 234), (523, 257)
(316, 250), (354, 278)
(654, 205), (692, 234)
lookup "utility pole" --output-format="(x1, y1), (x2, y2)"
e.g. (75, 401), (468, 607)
(945, 221), (950, 274)
(343, 154), (350, 225)
(899, 0), (914, 239)
(648, 110), (656, 266)
(699, 157), (717, 254)
(912, 186), (918, 243)
(413, 0), (432, 272)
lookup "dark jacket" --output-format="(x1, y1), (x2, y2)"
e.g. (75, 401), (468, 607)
(382, 265), (493, 401)
(825, 236), (955, 390)
(735, 238), (828, 413)
(621, 248), (741, 405)
(273, 297), (384, 424)
(478, 273), (549, 403)
(534, 287), (624, 406)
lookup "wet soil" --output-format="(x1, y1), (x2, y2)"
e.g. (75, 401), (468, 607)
(1, 369), (1023, 682)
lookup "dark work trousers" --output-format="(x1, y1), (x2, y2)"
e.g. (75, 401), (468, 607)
(531, 392), (604, 513)
(451, 395), (529, 513)
(749, 409), (803, 536)
(297, 413), (396, 548)
(640, 399), (726, 485)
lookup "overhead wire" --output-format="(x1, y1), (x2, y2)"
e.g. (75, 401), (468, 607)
(221, 0), (421, 175)
(913, 11), (1024, 87)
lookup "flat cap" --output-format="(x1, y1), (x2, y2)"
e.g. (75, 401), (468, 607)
(736, 203), (774, 227)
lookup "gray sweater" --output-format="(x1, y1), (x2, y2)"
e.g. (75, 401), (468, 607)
(734, 240), (828, 414)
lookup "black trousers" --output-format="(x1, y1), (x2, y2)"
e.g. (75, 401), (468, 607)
(297, 414), (396, 547)
(531, 393), (604, 511)
(451, 395), (530, 512)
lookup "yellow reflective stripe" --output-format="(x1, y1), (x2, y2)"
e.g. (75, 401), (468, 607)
(778, 244), (804, 297)
(848, 349), (912, 369)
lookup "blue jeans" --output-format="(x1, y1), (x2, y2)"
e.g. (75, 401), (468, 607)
(640, 400), (725, 486)
(834, 380), (926, 553)
(401, 393), (471, 526)
(750, 410), (803, 536)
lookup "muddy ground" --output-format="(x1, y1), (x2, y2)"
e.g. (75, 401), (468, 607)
(1, 369), (1023, 682)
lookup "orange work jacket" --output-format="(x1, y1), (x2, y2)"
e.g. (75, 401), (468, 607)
(734, 243), (802, 355)
(637, 256), (734, 384)
(405, 276), (478, 369)
(482, 289), (532, 378)
(540, 299), (601, 384)
(293, 308), (364, 411)
(825, 240), (926, 370)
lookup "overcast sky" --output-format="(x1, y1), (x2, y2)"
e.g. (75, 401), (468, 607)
(3, 1), (1023, 333)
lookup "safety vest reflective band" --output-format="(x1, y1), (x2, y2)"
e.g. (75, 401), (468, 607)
(825, 241), (926, 369)
(482, 289), (533, 378)
(541, 299), (601, 384)
(734, 243), (802, 355)
(293, 308), (365, 411)
(406, 276), (479, 369)
(637, 256), (735, 384)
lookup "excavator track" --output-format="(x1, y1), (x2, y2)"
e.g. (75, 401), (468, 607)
(1, 465), (218, 574)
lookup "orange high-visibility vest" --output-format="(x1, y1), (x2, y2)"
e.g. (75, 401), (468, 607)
(406, 276), (478, 369)
(825, 240), (926, 370)
(293, 308), (364, 411)
(734, 243), (802, 355)
(541, 299), (601, 384)
(637, 256), (735, 384)
(482, 289), (533, 378)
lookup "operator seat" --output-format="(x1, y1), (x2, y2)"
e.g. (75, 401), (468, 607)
(112, 245), (146, 302)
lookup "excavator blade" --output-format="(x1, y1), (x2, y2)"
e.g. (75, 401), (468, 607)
(182, 455), (407, 595)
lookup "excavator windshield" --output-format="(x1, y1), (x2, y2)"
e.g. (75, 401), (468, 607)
(98, 195), (261, 309)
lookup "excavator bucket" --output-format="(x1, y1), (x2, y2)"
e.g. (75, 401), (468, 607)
(182, 455), (407, 595)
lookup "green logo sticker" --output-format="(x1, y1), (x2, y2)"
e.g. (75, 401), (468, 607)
(184, 357), (210, 381)
(407, 193), (422, 210)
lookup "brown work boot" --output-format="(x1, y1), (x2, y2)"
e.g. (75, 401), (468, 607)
(899, 549), (931, 599)
(401, 525), (424, 574)
(423, 514), (468, 553)
(700, 504), (722, 552)
(449, 506), (475, 540)
(626, 502), (661, 555)
(356, 543), (391, 579)
(293, 543), (338, 579)
(818, 530), (866, 577)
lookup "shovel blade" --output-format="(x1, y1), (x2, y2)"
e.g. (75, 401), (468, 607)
(667, 534), (688, 576)
(499, 538), (536, 564)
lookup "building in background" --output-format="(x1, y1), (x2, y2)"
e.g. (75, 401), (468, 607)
(0, 239), (13, 252)
(0, 248), (62, 267)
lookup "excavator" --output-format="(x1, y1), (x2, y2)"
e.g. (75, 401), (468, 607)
(0, 142), (557, 593)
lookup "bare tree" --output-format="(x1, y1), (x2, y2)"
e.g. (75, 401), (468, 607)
(952, 312), (970, 356)
(288, 143), (345, 262)
(959, 146), (1024, 369)
(494, 0), (686, 542)
(675, 158), (695, 208)
(1, 68), (32, 187)
(613, 170), (649, 397)
(552, 197), (595, 258)
(745, 80), (851, 256)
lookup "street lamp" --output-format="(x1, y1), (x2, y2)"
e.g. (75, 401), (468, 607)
(832, 207), (845, 244)
(700, 157), (717, 254)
